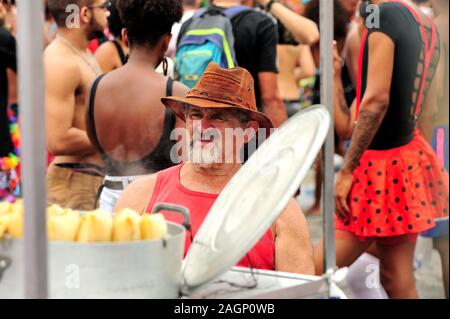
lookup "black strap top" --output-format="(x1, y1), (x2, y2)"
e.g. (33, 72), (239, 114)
(111, 40), (127, 66)
(358, 2), (440, 150)
(88, 76), (177, 176)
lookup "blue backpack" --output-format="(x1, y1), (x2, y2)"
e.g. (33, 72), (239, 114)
(175, 5), (250, 88)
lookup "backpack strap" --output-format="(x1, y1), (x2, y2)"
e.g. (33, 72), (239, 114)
(223, 5), (251, 18)
(193, 7), (208, 18)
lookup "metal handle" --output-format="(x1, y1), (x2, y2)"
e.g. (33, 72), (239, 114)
(152, 203), (191, 232)
(0, 255), (12, 284)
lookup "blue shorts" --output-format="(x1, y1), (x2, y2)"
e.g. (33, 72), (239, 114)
(421, 217), (449, 238)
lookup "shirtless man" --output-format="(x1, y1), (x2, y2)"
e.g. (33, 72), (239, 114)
(44, 0), (110, 210)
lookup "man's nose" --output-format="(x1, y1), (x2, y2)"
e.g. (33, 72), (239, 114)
(199, 116), (214, 130)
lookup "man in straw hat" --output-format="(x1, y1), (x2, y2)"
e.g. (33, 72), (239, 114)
(115, 62), (314, 274)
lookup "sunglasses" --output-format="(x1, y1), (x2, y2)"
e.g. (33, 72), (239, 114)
(88, 1), (111, 11)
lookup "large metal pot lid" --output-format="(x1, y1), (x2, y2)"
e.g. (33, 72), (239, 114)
(182, 105), (330, 291)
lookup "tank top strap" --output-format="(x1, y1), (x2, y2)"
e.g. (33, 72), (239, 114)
(145, 164), (182, 214)
(111, 40), (127, 66)
(88, 74), (108, 155)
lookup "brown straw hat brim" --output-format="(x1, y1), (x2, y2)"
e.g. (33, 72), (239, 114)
(161, 96), (273, 132)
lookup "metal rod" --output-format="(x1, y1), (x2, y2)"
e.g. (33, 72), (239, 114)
(17, 0), (48, 299)
(319, 0), (336, 276)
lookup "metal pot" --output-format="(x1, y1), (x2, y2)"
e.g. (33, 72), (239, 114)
(0, 204), (189, 299)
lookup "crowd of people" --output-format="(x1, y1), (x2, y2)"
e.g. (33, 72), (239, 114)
(0, 0), (448, 299)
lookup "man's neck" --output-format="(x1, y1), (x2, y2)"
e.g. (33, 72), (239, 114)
(184, 162), (242, 193)
(213, 1), (242, 8)
(57, 28), (90, 51)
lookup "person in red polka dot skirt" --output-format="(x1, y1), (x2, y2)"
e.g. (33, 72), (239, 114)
(315, 0), (449, 299)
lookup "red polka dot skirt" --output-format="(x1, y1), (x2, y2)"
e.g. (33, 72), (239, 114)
(336, 130), (449, 237)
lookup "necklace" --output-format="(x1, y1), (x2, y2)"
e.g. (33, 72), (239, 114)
(56, 34), (102, 76)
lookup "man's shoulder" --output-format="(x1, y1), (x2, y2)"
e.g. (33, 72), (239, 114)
(232, 7), (276, 26)
(44, 41), (80, 74)
(130, 165), (180, 191)
(131, 174), (159, 192)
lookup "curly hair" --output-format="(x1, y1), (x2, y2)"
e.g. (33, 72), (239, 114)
(117, 0), (183, 47)
(107, 0), (124, 39)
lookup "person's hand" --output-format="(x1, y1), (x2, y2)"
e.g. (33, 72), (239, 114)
(333, 41), (342, 78)
(334, 168), (354, 221)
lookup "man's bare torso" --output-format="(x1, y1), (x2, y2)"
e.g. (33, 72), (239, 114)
(44, 39), (102, 166)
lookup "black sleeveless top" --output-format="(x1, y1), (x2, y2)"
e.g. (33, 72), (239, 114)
(111, 40), (128, 66)
(361, 2), (440, 150)
(88, 76), (177, 176)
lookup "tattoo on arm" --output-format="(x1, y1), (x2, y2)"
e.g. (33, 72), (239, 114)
(342, 109), (384, 172)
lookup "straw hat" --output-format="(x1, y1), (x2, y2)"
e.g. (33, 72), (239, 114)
(161, 62), (273, 131)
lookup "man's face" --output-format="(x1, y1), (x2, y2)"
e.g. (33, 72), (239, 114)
(185, 106), (255, 166)
(85, 0), (110, 40)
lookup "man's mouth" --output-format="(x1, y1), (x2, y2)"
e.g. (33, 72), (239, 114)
(194, 133), (216, 146)
(199, 137), (214, 146)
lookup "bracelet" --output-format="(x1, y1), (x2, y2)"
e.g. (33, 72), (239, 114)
(265, 0), (278, 12)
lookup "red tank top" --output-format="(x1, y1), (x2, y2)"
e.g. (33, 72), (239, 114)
(146, 164), (275, 270)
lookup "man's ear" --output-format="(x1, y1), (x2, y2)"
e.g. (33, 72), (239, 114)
(244, 121), (259, 143)
(79, 6), (92, 25)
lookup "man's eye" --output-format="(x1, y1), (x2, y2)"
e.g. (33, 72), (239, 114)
(190, 112), (201, 118)
(211, 114), (226, 121)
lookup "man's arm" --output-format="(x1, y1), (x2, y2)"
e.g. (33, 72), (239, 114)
(95, 43), (118, 73)
(45, 53), (97, 156)
(257, 0), (319, 45)
(258, 72), (288, 128)
(273, 199), (315, 275)
(341, 32), (394, 173)
(255, 15), (288, 127)
(335, 32), (394, 219)
(295, 45), (316, 80)
(114, 175), (157, 214)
